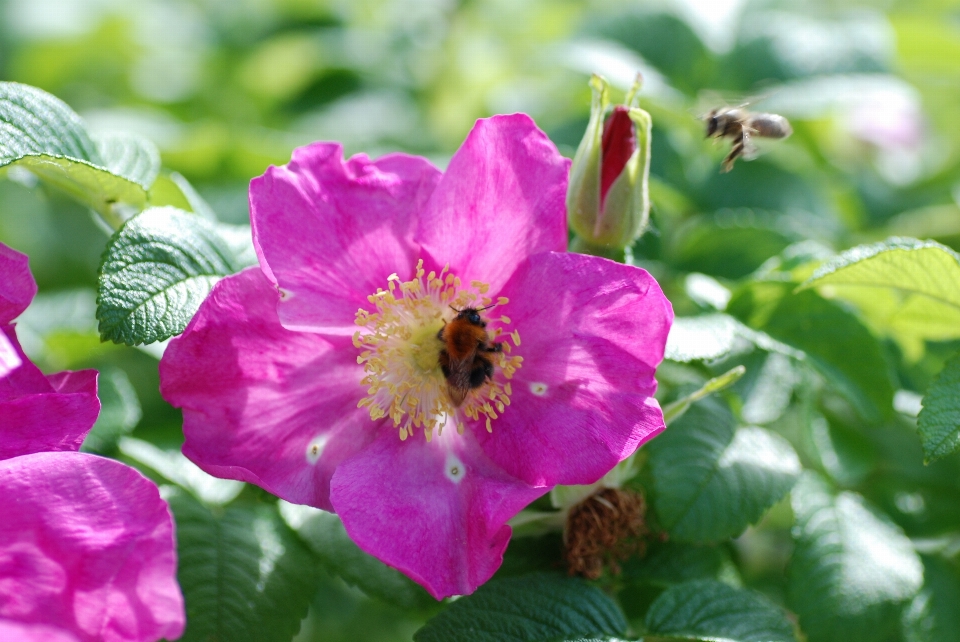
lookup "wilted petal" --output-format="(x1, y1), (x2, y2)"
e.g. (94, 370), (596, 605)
(0, 452), (184, 642)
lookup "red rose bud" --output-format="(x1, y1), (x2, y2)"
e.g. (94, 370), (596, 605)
(600, 106), (636, 207)
(567, 74), (652, 249)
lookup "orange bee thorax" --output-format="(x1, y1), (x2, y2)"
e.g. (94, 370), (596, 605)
(437, 307), (503, 407)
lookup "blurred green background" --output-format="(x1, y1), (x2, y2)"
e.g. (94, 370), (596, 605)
(1, 0), (958, 640)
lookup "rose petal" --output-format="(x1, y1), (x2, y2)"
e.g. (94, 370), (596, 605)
(160, 267), (374, 511)
(0, 243), (37, 325)
(0, 452), (184, 642)
(475, 252), (673, 486)
(0, 330), (22, 378)
(0, 621), (80, 642)
(0, 327), (100, 461)
(251, 144), (441, 333)
(416, 114), (569, 294)
(330, 425), (545, 599)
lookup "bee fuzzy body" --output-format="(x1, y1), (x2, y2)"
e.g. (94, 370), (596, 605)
(437, 307), (502, 407)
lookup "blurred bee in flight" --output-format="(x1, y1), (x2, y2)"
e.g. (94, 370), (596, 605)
(704, 107), (793, 172)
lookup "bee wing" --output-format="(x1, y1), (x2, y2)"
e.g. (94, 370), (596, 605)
(741, 127), (761, 161)
(444, 354), (474, 406)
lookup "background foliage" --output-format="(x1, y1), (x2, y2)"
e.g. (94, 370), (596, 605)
(1, 0), (959, 640)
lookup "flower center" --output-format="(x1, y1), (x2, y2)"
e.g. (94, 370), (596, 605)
(354, 260), (523, 441)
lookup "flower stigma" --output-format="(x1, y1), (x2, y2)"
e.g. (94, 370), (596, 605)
(354, 260), (523, 441)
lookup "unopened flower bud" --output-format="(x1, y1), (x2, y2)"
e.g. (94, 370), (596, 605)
(567, 74), (652, 249)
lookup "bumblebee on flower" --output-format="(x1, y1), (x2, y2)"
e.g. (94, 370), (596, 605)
(160, 113), (672, 599)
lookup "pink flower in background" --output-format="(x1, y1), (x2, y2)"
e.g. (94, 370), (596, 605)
(160, 114), (673, 598)
(0, 243), (99, 459)
(0, 453), (185, 642)
(0, 242), (185, 642)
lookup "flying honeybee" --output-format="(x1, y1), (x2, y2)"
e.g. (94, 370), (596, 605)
(437, 305), (502, 406)
(704, 107), (792, 172)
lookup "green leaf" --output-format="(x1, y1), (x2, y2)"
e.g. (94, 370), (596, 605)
(902, 555), (960, 642)
(648, 398), (801, 542)
(79, 367), (140, 453)
(917, 351), (960, 462)
(413, 573), (627, 642)
(787, 473), (923, 642)
(645, 580), (797, 642)
(277, 501), (434, 610)
(94, 132), (161, 188)
(661, 365), (745, 425)
(166, 488), (318, 642)
(623, 542), (736, 588)
(0, 82), (147, 226)
(120, 437), (244, 505)
(800, 237), (960, 357)
(729, 282), (895, 421)
(0, 81), (100, 164)
(97, 206), (241, 345)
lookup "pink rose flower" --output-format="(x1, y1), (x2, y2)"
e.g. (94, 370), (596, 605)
(0, 243), (99, 459)
(0, 242), (185, 642)
(159, 114), (673, 598)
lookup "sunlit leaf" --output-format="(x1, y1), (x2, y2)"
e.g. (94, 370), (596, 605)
(167, 489), (317, 642)
(0, 82), (147, 224)
(413, 573), (627, 642)
(648, 398), (801, 542)
(800, 237), (960, 350)
(645, 580), (797, 642)
(787, 473), (923, 642)
(97, 206), (241, 345)
(917, 351), (960, 462)
(94, 132), (161, 189)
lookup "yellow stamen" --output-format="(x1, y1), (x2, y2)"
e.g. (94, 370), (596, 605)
(354, 260), (522, 440)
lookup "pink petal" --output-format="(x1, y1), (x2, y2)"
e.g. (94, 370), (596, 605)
(0, 243), (37, 324)
(0, 621), (80, 642)
(475, 252), (673, 486)
(160, 267), (374, 511)
(0, 327), (100, 461)
(251, 144), (441, 333)
(416, 114), (569, 294)
(0, 452), (184, 642)
(329, 426), (546, 599)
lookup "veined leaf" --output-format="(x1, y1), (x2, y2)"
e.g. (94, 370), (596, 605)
(800, 237), (960, 352)
(917, 351), (960, 462)
(94, 132), (161, 188)
(0, 82), (148, 225)
(665, 313), (802, 363)
(166, 489), (317, 642)
(648, 398), (801, 542)
(645, 580), (797, 642)
(413, 573), (627, 642)
(278, 501), (434, 611)
(787, 473), (923, 642)
(97, 206), (241, 345)
(0, 81), (100, 164)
